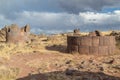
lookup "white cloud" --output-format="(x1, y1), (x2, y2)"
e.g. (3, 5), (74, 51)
(0, 10), (120, 34)
(79, 11), (120, 25)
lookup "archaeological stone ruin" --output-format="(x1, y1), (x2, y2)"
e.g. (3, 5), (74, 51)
(0, 24), (30, 43)
(67, 30), (116, 55)
(74, 29), (80, 35)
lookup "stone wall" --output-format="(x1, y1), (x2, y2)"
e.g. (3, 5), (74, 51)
(67, 36), (116, 55)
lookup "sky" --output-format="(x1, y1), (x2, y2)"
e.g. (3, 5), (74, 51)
(0, 0), (120, 34)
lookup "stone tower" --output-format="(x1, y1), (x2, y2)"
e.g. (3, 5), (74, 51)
(6, 24), (30, 44)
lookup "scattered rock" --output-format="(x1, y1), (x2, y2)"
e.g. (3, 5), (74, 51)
(98, 67), (104, 71)
(65, 60), (72, 64)
(82, 77), (89, 80)
(103, 58), (114, 64)
(113, 65), (120, 69)
(88, 60), (93, 63)
(65, 68), (77, 76)
(81, 61), (85, 64)
(33, 51), (40, 53)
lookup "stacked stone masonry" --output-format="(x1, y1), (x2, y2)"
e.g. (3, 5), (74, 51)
(67, 36), (116, 55)
(6, 24), (30, 43)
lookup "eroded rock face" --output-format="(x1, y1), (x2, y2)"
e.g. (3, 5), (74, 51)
(5, 24), (30, 44)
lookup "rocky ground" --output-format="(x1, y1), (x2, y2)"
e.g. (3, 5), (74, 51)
(5, 51), (120, 80)
(0, 31), (120, 80)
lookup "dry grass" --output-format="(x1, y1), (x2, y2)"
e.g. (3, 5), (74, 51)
(0, 41), (47, 59)
(0, 65), (19, 80)
(80, 32), (89, 36)
(26, 53), (74, 73)
(0, 32), (120, 80)
(101, 31), (113, 35)
(0, 31), (117, 59)
(0, 43), (17, 59)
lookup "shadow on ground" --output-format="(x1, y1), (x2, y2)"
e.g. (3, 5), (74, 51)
(17, 70), (120, 80)
(45, 45), (67, 53)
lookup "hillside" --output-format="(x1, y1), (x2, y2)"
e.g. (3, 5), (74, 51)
(0, 28), (120, 80)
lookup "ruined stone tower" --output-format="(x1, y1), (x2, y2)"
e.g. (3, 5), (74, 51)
(67, 30), (116, 55)
(5, 24), (30, 43)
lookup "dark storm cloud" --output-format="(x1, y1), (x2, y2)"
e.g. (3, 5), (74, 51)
(0, 0), (59, 12)
(1, 0), (120, 19)
(0, 0), (120, 34)
(59, 0), (120, 13)
(0, 0), (61, 19)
